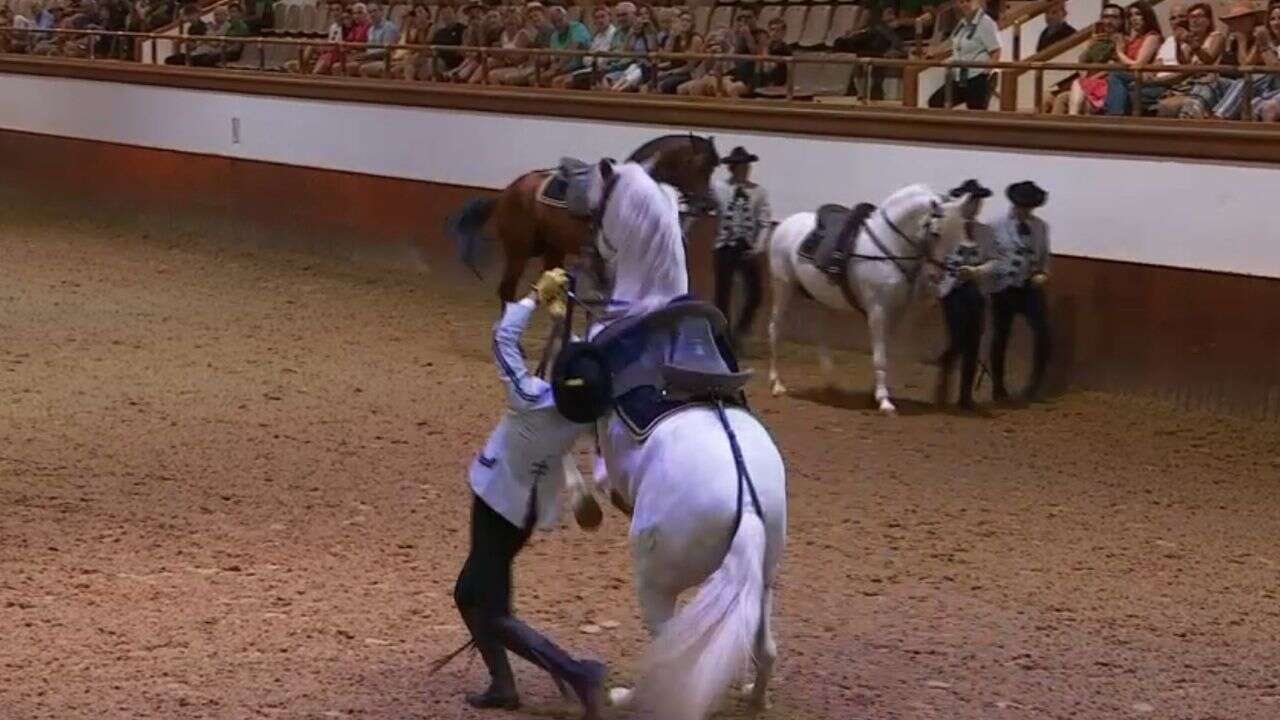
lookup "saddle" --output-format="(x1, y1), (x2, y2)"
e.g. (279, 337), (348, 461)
(589, 300), (751, 440)
(798, 202), (877, 278)
(536, 157), (596, 218)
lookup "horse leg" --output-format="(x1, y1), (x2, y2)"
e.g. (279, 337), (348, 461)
(607, 572), (678, 709)
(768, 276), (795, 397)
(818, 339), (836, 390)
(741, 586), (777, 712)
(868, 303), (896, 414)
(498, 248), (528, 307)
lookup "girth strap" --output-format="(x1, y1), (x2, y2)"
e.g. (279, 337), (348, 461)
(714, 400), (765, 554)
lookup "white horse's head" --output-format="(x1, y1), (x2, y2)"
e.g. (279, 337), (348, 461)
(584, 159), (689, 321)
(879, 183), (970, 283)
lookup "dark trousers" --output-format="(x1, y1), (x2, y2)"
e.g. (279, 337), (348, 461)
(927, 72), (992, 110)
(454, 494), (590, 696)
(990, 284), (1051, 398)
(714, 242), (763, 341)
(165, 52), (221, 67)
(938, 282), (985, 406)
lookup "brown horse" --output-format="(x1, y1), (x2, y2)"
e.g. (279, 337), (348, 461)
(447, 134), (720, 304)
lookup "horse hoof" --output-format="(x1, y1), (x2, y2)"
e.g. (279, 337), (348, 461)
(878, 399), (897, 415)
(607, 687), (634, 708)
(573, 494), (603, 532)
(770, 381), (788, 397)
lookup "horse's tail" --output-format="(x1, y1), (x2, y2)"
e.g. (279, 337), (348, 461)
(641, 513), (765, 720)
(445, 196), (497, 278)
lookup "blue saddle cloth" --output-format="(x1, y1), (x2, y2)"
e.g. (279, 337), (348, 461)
(594, 299), (750, 441)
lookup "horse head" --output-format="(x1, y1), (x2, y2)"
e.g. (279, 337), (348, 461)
(629, 133), (721, 214)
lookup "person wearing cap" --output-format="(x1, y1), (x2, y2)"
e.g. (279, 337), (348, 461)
(987, 181), (1052, 402)
(934, 179), (997, 410)
(453, 268), (606, 714)
(711, 146), (772, 349)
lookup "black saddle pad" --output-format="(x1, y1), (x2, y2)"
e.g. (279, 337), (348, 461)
(615, 385), (747, 441)
(540, 174), (570, 205)
(536, 157), (593, 217)
(799, 202), (876, 269)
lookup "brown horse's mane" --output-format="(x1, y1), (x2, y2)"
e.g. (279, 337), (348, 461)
(627, 133), (717, 164)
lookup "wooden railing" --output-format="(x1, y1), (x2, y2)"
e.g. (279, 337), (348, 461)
(3, 25), (1277, 118)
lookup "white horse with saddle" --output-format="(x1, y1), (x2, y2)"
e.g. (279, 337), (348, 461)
(767, 185), (970, 413)
(551, 160), (788, 720)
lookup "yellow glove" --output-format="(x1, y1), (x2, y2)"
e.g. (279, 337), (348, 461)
(533, 269), (569, 317)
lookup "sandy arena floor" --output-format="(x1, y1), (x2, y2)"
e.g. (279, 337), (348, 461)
(2, 218), (1279, 720)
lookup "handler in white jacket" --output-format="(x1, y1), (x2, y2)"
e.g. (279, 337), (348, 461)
(454, 270), (606, 716)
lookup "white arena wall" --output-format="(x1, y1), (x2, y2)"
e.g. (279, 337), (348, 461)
(1, 70), (1278, 279)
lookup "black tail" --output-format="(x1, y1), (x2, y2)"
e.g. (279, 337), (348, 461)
(445, 197), (497, 279)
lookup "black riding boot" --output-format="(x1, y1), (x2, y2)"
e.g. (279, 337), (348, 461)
(459, 609), (520, 709)
(492, 617), (607, 719)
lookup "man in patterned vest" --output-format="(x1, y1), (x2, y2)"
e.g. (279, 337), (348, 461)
(711, 146), (772, 350)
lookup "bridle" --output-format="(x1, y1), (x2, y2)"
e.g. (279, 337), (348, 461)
(848, 196), (949, 284)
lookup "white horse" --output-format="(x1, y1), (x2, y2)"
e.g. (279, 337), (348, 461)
(767, 184), (969, 413)
(572, 160), (788, 720)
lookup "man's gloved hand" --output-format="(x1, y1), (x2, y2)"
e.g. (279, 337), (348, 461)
(534, 268), (569, 317)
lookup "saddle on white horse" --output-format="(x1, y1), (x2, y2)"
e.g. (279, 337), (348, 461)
(553, 300), (752, 440)
(798, 202), (878, 278)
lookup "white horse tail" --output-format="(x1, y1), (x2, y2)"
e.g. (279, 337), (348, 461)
(641, 513), (766, 720)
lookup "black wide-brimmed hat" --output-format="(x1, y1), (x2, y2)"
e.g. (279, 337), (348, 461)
(722, 146), (759, 165)
(1006, 180), (1048, 208)
(949, 178), (993, 199)
(551, 342), (613, 424)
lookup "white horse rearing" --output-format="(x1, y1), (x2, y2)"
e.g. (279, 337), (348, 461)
(572, 160), (788, 720)
(767, 184), (969, 413)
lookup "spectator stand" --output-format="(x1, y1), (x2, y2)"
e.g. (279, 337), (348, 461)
(1000, 0), (1181, 112)
(905, 0), (1100, 109)
(139, 0), (228, 64)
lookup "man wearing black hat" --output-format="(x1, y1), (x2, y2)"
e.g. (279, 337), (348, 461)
(712, 146), (772, 349)
(988, 181), (1052, 402)
(453, 269), (606, 714)
(935, 179), (997, 410)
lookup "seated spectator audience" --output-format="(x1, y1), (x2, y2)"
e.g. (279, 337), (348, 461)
(481, 6), (532, 84)
(1149, 1), (1225, 117)
(352, 3), (399, 77)
(1081, 0), (1161, 115)
(539, 5), (591, 87)
(388, 4), (432, 80)
(1209, 2), (1277, 118)
(1247, 4), (1280, 120)
(489, 2), (553, 86)
(162, 3), (208, 65)
(423, 3), (466, 79)
(677, 29), (741, 96)
(599, 1), (655, 92)
(553, 3), (613, 88)
(1044, 3), (1122, 114)
(443, 4), (497, 83)
(1037, 0), (1075, 51)
(655, 8), (703, 93)
(757, 18), (792, 89)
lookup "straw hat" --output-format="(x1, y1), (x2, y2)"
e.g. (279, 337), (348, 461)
(1221, 1), (1264, 20)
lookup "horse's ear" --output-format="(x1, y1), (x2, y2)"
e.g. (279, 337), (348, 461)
(598, 159), (614, 181)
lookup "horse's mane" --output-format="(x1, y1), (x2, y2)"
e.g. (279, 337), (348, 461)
(627, 133), (715, 163)
(881, 183), (939, 215)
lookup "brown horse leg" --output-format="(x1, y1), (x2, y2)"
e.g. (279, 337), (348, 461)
(498, 250), (527, 307)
